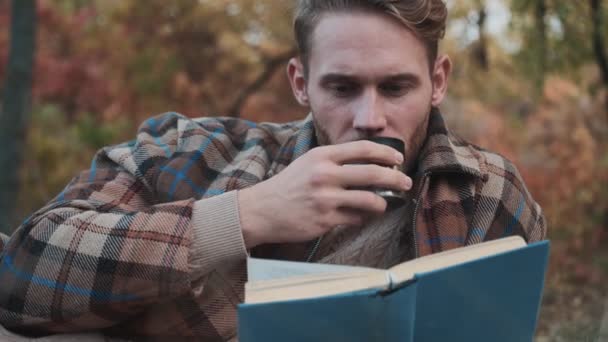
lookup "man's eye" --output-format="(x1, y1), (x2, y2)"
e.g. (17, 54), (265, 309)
(380, 83), (409, 97)
(329, 83), (357, 97)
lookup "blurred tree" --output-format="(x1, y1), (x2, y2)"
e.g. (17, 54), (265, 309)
(511, 0), (608, 111)
(0, 0), (37, 234)
(534, 0), (547, 90)
(101, 0), (297, 120)
(590, 0), (608, 114)
(510, 0), (547, 94)
(471, 0), (489, 70)
(229, 47), (296, 117)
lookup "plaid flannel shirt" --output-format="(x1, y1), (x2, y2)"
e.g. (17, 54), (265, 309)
(0, 109), (546, 340)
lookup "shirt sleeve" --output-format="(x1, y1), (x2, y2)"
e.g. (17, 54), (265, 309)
(478, 154), (548, 244)
(0, 112), (247, 334)
(528, 202), (547, 242)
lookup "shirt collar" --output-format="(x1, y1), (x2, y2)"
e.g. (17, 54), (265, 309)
(416, 107), (483, 178)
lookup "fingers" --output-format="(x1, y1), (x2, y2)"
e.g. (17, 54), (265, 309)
(330, 208), (366, 228)
(323, 140), (404, 166)
(325, 203), (383, 229)
(334, 190), (388, 214)
(339, 164), (412, 191)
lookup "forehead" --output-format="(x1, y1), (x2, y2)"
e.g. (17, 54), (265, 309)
(309, 12), (430, 77)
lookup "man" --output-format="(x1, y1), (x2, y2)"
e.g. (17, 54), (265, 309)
(0, 0), (546, 340)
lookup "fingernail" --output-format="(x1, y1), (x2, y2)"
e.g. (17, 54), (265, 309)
(395, 152), (404, 164)
(404, 177), (413, 190)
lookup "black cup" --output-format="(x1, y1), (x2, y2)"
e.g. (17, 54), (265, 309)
(365, 137), (407, 207)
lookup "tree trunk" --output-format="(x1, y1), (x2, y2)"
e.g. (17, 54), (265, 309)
(590, 0), (608, 115)
(228, 48), (296, 118)
(534, 0), (547, 92)
(473, 2), (489, 70)
(0, 0), (37, 234)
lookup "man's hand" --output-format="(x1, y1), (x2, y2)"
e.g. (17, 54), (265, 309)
(238, 140), (413, 249)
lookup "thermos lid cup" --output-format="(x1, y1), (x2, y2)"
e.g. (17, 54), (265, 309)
(365, 137), (405, 155)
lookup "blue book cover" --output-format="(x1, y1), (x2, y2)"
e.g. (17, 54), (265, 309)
(238, 237), (550, 342)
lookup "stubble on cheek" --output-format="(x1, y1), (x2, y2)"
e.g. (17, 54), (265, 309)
(312, 115), (333, 146)
(403, 105), (432, 173)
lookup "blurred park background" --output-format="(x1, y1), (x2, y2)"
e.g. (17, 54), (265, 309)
(0, 0), (607, 340)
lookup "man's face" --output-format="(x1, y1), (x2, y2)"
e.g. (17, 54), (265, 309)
(288, 12), (450, 172)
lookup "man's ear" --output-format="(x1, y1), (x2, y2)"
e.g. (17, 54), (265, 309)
(431, 54), (452, 107)
(287, 57), (309, 106)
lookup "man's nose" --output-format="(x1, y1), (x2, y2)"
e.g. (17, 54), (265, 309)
(353, 89), (387, 136)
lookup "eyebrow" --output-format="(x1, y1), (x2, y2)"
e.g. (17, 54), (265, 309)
(383, 73), (421, 85)
(319, 72), (421, 85)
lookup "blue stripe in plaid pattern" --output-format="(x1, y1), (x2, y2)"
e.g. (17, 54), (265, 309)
(0, 256), (139, 302)
(420, 235), (466, 246)
(468, 227), (486, 240)
(57, 188), (66, 202)
(293, 121), (314, 154)
(88, 157), (97, 183)
(161, 128), (225, 200)
(243, 120), (257, 128)
(203, 189), (225, 196)
(294, 138), (312, 155)
(503, 194), (525, 237)
(159, 166), (225, 198)
(147, 117), (172, 158)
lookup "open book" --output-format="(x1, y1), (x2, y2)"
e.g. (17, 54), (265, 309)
(245, 235), (526, 304)
(239, 236), (550, 342)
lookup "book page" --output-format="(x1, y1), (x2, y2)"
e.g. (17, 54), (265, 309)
(247, 257), (376, 282)
(388, 236), (526, 285)
(245, 270), (390, 304)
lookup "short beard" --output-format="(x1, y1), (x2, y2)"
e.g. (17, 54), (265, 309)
(404, 104), (431, 174)
(312, 118), (332, 147)
(312, 103), (432, 174)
